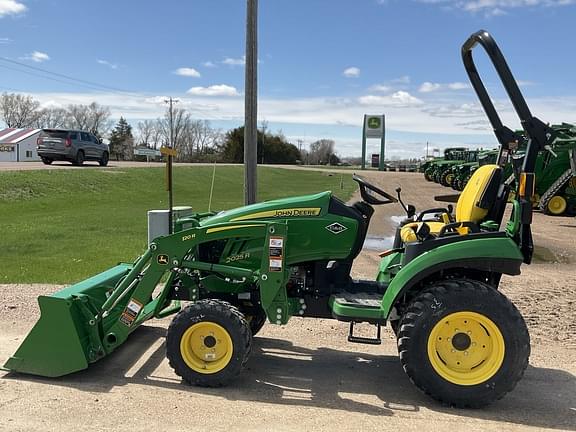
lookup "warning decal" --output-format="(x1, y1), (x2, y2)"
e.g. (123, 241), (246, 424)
(120, 298), (144, 327)
(269, 236), (284, 272)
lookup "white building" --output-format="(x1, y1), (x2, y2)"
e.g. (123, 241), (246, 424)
(0, 128), (42, 162)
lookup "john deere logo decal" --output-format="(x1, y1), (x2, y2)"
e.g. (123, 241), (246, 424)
(368, 117), (381, 129)
(326, 223), (348, 234)
(157, 254), (169, 265)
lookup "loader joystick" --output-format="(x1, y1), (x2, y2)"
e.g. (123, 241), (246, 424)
(352, 174), (397, 206)
(395, 187), (416, 219)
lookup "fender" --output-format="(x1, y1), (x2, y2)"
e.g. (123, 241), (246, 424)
(380, 237), (524, 317)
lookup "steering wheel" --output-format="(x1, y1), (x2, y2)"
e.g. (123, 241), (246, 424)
(353, 174), (398, 205)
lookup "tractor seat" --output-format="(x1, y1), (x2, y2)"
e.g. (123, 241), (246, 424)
(401, 164), (503, 243)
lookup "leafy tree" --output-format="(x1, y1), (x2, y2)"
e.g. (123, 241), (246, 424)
(220, 126), (300, 164)
(109, 117), (134, 160)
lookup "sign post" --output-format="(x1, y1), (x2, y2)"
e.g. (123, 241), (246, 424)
(361, 114), (386, 171)
(160, 146), (177, 234)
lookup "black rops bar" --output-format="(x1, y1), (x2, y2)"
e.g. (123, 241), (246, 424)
(461, 29), (554, 264)
(461, 30), (553, 174)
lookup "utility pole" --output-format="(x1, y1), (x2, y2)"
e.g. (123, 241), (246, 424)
(244, 0), (258, 204)
(164, 97), (178, 234)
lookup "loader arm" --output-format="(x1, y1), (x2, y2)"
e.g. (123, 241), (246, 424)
(3, 221), (293, 377)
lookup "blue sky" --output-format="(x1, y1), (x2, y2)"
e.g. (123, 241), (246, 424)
(1, 0), (576, 158)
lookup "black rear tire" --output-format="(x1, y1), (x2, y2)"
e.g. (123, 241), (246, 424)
(166, 299), (252, 387)
(73, 150), (84, 166)
(41, 157), (53, 165)
(397, 279), (530, 408)
(99, 151), (109, 167)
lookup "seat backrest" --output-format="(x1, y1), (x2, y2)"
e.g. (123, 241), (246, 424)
(456, 164), (502, 223)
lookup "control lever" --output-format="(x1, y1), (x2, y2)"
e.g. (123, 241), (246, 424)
(544, 145), (558, 158)
(396, 187), (416, 219)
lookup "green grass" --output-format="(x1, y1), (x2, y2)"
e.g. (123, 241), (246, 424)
(0, 166), (356, 283)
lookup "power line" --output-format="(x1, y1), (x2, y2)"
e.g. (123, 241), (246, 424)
(0, 56), (138, 96)
(0, 63), (116, 94)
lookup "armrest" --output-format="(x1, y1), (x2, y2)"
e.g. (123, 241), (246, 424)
(438, 221), (480, 237)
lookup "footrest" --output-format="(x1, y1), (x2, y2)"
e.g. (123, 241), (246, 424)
(330, 291), (385, 323)
(347, 321), (381, 345)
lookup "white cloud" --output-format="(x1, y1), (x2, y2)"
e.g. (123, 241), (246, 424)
(391, 75), (411, 84)
(414, 0), (576, 15)
(22, 51), (50, 62)
(0, 37), (13, 44)
(187, 84), (240, 97)
(97, 59), (118, 70)
(447, 82), (470, 90)
(0, 0), (26, 18)
(343, 67), (361, 78)
(174, 67), (201, 77)
(358, 91), (423, 106)
(223, 56), (246, 66)
(419, 82), (442, 93)
(369, 84), (392, 93)
(419, 81), (470, 92)
(517, 80), (536, 87)
(202, 61), (216, 68)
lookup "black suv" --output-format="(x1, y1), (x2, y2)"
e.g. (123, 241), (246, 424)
(37, 129), (109, 166)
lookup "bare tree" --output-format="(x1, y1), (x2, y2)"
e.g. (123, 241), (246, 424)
(66, 102), (111, 137)
(190, 120), (219, 155)
(33, 107), (68, 129)
(136, 120), (155, 147)
(0, 93), (40, 128)
(308, 139), (336, 165)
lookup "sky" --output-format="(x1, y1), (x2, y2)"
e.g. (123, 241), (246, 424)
(1, 0), (576, 158)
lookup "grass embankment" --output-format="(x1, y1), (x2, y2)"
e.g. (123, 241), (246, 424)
(0, 166), (356, 283)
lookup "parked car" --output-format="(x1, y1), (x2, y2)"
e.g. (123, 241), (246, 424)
(36, 129), (109, 166)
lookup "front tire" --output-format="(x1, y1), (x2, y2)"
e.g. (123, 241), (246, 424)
(166, 299), (252, 387)
(99, 151), (109, 167)
(73, 150), (85, 166)
(397, 279), (530, 408)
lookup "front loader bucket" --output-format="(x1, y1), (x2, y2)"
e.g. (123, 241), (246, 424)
(3, 263), (132, 377)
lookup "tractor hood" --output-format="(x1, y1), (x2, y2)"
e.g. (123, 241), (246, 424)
(200, 191), (332, 226)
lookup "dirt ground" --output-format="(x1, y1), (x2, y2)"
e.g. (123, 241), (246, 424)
(1, 168), (575, 432)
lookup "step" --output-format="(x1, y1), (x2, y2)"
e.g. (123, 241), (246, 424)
(330, 291), (385, 323)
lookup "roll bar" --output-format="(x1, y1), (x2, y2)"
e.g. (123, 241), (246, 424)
(461, 30), (553, 174)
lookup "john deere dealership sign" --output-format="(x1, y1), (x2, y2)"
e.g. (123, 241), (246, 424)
(361, 114), (385, 170)
(365, 115), (385, 139)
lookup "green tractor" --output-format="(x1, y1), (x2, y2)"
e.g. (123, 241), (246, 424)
(450, 149), (498, 191)
(5, 30), (547, 408)
(431, 149), (470, 186)
(423, 147), (467, 182)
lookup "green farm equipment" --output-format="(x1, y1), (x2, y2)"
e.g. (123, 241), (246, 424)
(423, 147), (467, 181)
(450, 149), (498, 191)
(5, 30), (546, 408)
(534, 124), (576, 215)
(508, 123), (576, 214)
(430, 149), (473, 186)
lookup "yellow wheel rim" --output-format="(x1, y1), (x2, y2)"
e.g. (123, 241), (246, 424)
(547, 196), (567, 215)
(446, 174), (454, 184)
(180, 322), (233, 374)
(427, 311), (505, 386)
